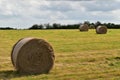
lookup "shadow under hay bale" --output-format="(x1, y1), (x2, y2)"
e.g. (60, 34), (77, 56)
(11, 37), (55, 75)
(96, 25), (107, 34)
(79, 24), (89, 32)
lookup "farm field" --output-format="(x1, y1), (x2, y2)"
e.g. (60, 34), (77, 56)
(0, 29), (120, 80)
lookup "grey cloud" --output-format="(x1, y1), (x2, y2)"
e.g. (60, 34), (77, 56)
(46, 0), (93, 1)
(0, 14), (21, 20)
(61, 9), (116, 23)
(82, 1), (120, 12)
(39, 2), (74, 12)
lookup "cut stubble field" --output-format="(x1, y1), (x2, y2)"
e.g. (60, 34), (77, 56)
(0, 29), (120, 80)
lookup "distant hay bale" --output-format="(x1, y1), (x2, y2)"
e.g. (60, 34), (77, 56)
(11, 37), (55, 74)
(79, 24), (89, 31)
(90, 25), (95, 29)
(96, 25), (107, 34)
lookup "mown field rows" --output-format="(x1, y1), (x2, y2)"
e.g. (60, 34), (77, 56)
(0, 29), (120, 80)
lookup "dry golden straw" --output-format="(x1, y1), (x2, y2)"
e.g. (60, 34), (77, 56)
(11, 37), (55, 74)
(96, 25), (107, 34)
(79, 24), (89, 31)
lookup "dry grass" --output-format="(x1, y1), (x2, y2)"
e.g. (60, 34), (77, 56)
(0, 29), (120, 80)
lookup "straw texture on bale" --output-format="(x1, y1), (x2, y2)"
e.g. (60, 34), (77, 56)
(96, 25), (107, 34)
(79, 24), (89, 31)
(11, 37), (55, 74)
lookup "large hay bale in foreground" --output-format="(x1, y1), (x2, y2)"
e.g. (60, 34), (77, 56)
(96, 25), (107, 34)
(79, 24), (89, 31)
(11, 37), (55, 74)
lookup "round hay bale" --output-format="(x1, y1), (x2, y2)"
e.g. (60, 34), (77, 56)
(96, 25), (107, 34)
(79, 24), (89, 31)
(11, 37), (55, 74)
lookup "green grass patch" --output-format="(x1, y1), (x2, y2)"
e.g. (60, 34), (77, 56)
(0, 29), (120, 80)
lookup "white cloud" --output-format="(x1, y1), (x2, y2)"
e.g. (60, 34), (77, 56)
(81, 0), (120, 12)
(111, 9), (120, 20)
(0, 0), (120, 28)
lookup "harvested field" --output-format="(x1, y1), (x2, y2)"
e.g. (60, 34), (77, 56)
(0, 29), (120, 80)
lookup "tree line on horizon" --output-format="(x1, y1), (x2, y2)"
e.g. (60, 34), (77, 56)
(0, 21), (120, 30)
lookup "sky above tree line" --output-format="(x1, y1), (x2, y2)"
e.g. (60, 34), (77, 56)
(0, 0), (120, 29)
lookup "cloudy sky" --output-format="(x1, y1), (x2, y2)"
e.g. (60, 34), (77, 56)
(0, 0), (120, 29)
